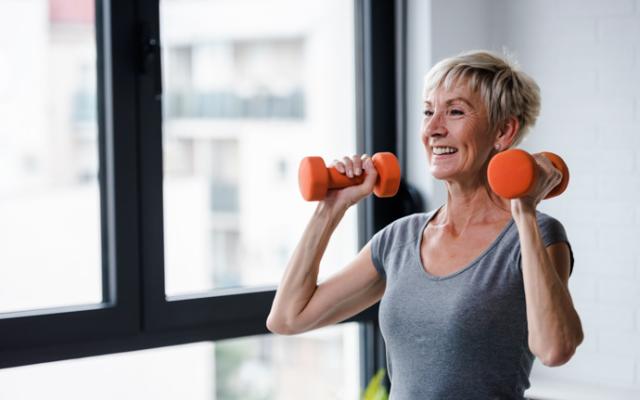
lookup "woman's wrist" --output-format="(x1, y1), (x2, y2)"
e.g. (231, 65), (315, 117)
(510, 198), (536, 220)
(315, 199), (348, 222)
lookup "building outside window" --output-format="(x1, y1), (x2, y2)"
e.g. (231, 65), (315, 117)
(0, 0), (363, 398)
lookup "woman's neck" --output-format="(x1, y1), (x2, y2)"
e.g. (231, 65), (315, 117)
(434, 182), (511, 236)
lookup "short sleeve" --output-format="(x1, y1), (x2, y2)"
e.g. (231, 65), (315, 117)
(538, 215), (575, 276)
(370, 224), (390, 280)
(369, 212), (433, 280)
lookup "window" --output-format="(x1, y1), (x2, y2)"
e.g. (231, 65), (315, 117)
(160, 0), (358, 297)
(0, 0), (101, 314)
(0, 0), (405, 394)
(0, 324), (360, 400)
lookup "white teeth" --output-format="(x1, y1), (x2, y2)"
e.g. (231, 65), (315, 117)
(432, 146), (458, 155)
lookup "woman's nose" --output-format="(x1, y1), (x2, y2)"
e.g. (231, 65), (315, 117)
(423, 110), (447, 138)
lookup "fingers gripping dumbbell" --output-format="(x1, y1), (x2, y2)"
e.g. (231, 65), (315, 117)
(487, 149), (570, 199)
(298, 152), (401, 201)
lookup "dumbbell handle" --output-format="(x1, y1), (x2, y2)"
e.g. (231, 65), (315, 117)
(326, 164), (366, 189)
(326, 152), (400, 196)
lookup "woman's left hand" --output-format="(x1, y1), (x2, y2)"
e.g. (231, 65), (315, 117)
(510, 153), (563, 215)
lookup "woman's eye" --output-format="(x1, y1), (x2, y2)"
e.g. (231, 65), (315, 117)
(450, 109), (464, 116)
(423, 110), (434, 117)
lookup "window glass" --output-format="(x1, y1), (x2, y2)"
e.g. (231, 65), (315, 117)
(161, 0), (357, 296)
(0, 0), (101, 313)
(0, 323), (361, 400)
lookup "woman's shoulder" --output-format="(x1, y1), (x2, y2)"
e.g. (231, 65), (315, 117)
(534, 210), (568, 231)
(387, 209), (438, 232)
(535, 209), (562, 221)
(373, 210), (435, 245)
(501, 210), (568, 237)
(534, 210), (571, 242)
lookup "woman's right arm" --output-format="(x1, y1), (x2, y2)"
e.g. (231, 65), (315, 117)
(266, 154), (385, 335)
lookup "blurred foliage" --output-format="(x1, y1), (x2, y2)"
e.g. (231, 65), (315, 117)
(362, 368), (388, 400)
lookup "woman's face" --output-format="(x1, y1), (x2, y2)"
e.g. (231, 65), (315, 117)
(421, 81), (495, 183)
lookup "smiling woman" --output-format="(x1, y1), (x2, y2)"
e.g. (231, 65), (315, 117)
(385, 50), (580, 398)
(421, 52), (541, 192)
(269, 49), (582, 399)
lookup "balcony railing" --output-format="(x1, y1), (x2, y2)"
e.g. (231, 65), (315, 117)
(164, 89), (305, 120)
(72, 89), (305, 122)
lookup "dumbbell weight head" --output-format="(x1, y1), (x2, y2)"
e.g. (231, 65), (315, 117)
(540, 151), (570, 199)
(487, 149), (536, 199)
(298, 156), (330, 201)
(371, 152), (401, 198)
(487, 149), (569, 199)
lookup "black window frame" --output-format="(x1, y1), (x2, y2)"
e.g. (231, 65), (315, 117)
(0, 0), (415, 393)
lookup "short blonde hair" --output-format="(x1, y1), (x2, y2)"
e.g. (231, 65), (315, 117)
(423, 50), (540, 147)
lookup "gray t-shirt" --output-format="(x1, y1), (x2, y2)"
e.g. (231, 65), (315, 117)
(370, 207), (574, 399)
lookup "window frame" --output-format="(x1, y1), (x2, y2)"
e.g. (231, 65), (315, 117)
(0, 0), (413, 393)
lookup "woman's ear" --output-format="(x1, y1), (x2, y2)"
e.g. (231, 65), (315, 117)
(495, 116), (520, 150)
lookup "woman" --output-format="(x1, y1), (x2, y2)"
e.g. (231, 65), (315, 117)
(267, 50), (583, 399)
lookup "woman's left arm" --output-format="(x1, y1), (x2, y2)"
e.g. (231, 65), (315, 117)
(513, 207), (584, 366)
(511, 155), (584, 367)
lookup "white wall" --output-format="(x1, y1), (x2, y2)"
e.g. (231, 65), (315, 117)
(407, 0), (640, 398)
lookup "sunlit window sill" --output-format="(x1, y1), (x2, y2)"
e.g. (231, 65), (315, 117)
(525, 378), (640, 400)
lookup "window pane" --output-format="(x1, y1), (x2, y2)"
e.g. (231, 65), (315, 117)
(0, 0), (101, 313)
(161, 0), (357, 296)
(0, 323), (361, 399)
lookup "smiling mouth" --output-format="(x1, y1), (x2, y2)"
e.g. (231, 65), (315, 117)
(432, 146), (458, 156)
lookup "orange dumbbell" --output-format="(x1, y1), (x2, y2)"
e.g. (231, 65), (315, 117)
(298, 152), (401, 201)
(487, 149), (569, 199)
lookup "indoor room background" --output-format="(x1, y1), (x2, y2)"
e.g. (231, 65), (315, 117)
(0, 0), (639, 399)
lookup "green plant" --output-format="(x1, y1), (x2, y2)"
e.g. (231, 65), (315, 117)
(362, 368), (389, 400)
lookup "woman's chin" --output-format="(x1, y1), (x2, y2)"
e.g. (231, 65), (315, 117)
(429, 167), (454, 180)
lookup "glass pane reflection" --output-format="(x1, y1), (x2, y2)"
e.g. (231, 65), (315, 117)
(0, 323), (361, 400)
(161, 0), (357, 296)
(0, 0), (102, 313)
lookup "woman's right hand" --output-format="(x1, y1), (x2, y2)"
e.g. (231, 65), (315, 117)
(322, 153), (378, 211)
